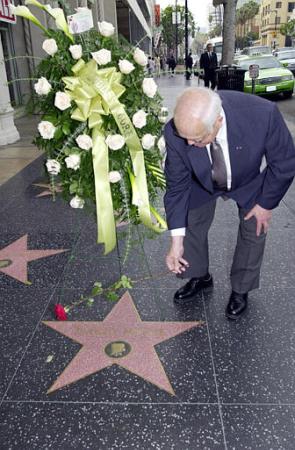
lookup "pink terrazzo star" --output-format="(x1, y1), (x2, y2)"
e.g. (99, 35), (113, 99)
(0, 234), (67, 283)
(43, 291), (203, 395)
(32, 183), (62, 198)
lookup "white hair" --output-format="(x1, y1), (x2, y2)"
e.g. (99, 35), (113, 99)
(174, 87), (222, 133)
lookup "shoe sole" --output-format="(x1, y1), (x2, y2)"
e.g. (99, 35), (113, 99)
(174, 285), (213, 305)
(225, 311), (246, 321)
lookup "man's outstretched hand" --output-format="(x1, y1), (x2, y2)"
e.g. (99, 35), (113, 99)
(166, 236), (189, 274)
(244, 204), (272, 236)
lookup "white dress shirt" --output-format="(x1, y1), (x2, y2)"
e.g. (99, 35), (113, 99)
(170, 108), (232, 237)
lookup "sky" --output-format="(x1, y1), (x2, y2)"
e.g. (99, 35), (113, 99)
(157, 0), (212, 31)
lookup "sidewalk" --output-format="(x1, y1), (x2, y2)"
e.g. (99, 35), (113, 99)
(1, 76), (295, 449)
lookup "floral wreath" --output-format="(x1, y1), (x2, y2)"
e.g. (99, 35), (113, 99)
(11, 1), (168, 254)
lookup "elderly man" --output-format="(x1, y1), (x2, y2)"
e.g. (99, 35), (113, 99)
(164, 87), (295, 320)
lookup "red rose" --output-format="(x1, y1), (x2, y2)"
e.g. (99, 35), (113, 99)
(54, 304), (67, 320)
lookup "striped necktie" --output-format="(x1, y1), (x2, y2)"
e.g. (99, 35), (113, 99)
(210, 139), (227, 191)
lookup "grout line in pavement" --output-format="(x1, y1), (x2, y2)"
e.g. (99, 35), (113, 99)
(3, 399), (295, 407)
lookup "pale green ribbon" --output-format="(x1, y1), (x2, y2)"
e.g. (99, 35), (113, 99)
(63, 59), (166, 254)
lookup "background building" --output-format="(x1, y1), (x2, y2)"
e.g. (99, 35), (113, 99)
(260, 0), (295, 48)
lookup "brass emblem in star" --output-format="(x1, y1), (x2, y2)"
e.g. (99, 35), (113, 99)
(0, 234), (67, 283)
(43, 291), (204, 395)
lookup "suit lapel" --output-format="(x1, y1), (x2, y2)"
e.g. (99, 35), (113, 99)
(187, 146), (214, 193)
(220, 94), (247, 191)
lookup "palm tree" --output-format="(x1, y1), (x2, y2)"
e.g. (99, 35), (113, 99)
(280, 19), (295, 43)
(244, 1), (259, 35)
(236, 1), (259, 42)
(214, 0), (238, 65)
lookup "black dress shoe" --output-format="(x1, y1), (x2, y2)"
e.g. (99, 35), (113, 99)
(174, 274), (213, 304)
(225, 291), (248, 320)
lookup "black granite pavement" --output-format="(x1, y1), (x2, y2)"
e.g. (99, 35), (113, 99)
(1, 76), (295, 449)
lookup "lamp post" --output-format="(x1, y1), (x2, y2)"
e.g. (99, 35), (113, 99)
(175, 0), (178, 63)
(185, 0), (189, 80)
(270, 9), (278, 49)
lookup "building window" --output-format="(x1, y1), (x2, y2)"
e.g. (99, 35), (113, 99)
(275, 16), (281, 24)
(288, 2), (295, 13)
(276, 2), (282, 7)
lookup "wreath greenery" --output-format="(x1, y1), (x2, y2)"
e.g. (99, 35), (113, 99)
(11, 2), (167, 254)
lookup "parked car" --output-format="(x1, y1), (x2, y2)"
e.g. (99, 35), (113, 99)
(241, 46), (272, 56)
(275, 49), (295, 75)
(234, 55), (294, 98)
(273, 46), (293, 55)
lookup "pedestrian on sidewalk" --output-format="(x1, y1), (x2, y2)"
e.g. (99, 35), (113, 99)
(185, 51), (193, 80)
(164, 87), (295, 320)
(147, 56), (155, 76)
(199, 43), (218, 90)
(167, 54), (176, 77)
(155, 55), (161, 77)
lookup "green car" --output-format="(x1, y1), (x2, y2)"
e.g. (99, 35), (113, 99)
(235, 55), (294, 99)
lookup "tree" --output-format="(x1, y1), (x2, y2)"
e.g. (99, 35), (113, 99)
(213, 0), (238, 65)
(236, 1), (259, 46)
(280, 19), (295, 40)
(209, 24), (223, 39)
(161, 5), (195, 55)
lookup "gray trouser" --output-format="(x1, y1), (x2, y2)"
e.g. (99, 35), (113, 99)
(179, 200), (267, 294)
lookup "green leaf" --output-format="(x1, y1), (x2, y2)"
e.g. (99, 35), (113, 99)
(91, 285), (103, 296)
(54, 127), (63, 140)
(106, 291), (119, 302)
(62, 123), (71, 135)
(43, 114), (58, 125)
(69, 182), (78, 194)
(120, 275), (133, 289)
(87, 298), (95, 306)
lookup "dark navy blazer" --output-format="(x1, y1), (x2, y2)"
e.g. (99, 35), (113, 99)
(164, 90), (295, 230)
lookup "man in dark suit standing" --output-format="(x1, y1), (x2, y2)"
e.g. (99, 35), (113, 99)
(199, 43), (218, 89)
(164, 87), (295, 320)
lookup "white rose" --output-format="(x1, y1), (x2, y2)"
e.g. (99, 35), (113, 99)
(70, 195), (84, 209)
(133, 48), (148, 66)
(42, 38), (58, 56)
(158, 107), (169, 123)
(109, 171), (121, 183)
(142, 134), (156, 150)
(118, 59), (135, 75)
(142, 78), (158, 98)
(91, 49), (111, 65)
(54, 92), (72, 111)
(65, 154), (81, 171)
(157, 136), (166, 153)
(38, 121), (56, 140)
(105, 134), (125, 150)
(132, 110), (147, 129)
(46, 159), (61, 175)
(34, 77), (52, 96)
(69, 44), (82, 60)
(76, 134), (93, 151)
(98, 21), (115, 37)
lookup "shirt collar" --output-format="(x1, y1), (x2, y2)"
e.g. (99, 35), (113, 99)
(215, 108), (227, 143)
